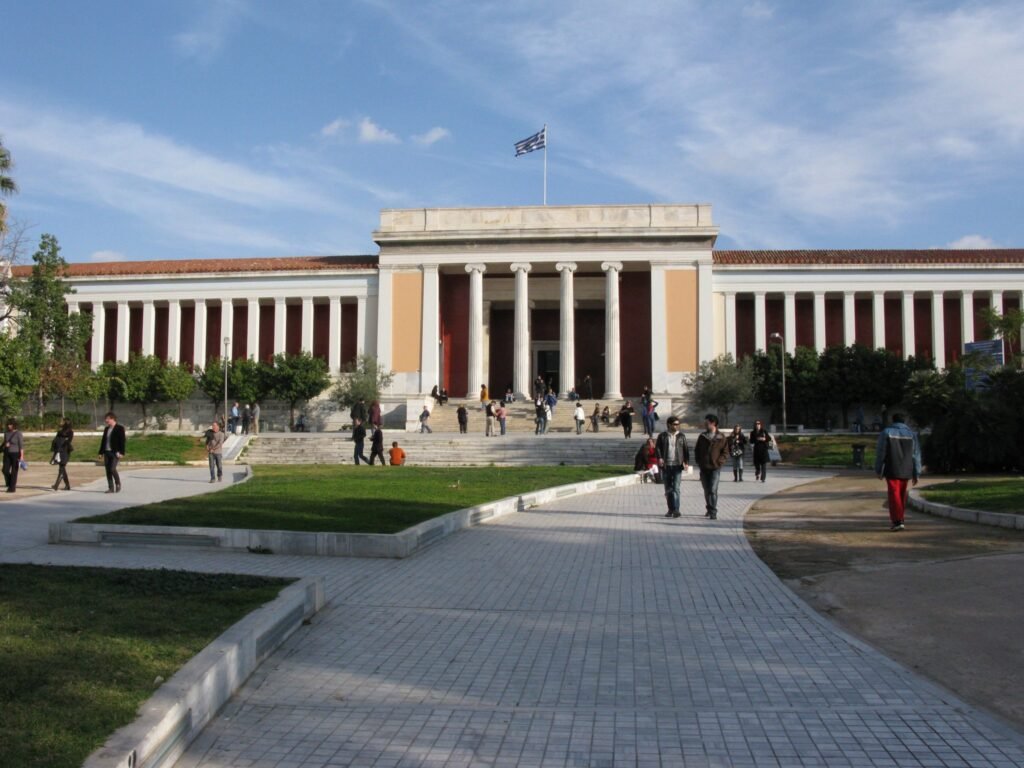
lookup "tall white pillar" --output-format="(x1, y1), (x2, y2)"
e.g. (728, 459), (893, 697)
(273, 297), (287, 354)
(420, 265), (440, 394)
(115, 300), (130, 362)
(141, 301), (155, 356)
(301, 297), (314, 353)
(843, 292), (856, 347)
(91, 302), (106, 370)
(813, 291), (826, 353)
(356, 295), (368, 357)
(464, 264), (487, 398)
(902, 290), (916, 359)
(557, 262), (577, 397)
(724, 292), (737, 359)
(961, 290), (974, 346)
(247, 298), (261, 360)
(222, 300), (234, 360)
(511, 262), (532, 399)
(932, 291), (946, 370)
(754, 292), (767, 352)
(167, 300), (181, 364)
(194, 299), (207, 368)
(873, 291), (886, 349)
(329, 296), (342, 373)
(991, 290), (1004, 316)
(783, 292), (796, 354)
(602, 261), (623, 399)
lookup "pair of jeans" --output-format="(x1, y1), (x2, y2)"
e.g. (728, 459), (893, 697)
(208, 452), (223, 480)
(104, 451), (121, 490)
(662, 464), (683, 514)
(354, 440), (369, 464)
(699, 467), (721, 516)
(499, 418), (506, 435)
(420, 422), (432, 433)
(731, 455), (743, 478)
(3, 452), (20, 491)
(643, 414), (655, 435)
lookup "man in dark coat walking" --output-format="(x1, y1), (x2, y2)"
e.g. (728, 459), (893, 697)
(97, 411), (127, 493)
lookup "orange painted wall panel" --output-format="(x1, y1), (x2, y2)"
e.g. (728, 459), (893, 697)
(665, 269), (698, 371)
(392, 272), (423, 373)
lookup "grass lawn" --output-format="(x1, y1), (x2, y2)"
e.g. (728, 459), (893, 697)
(77, 465), (629, 534)
(0, 565), (290, 768)
(775, 434), (878, 468)
(24, 434), (207, 465)
(920, 479), (1024, 514)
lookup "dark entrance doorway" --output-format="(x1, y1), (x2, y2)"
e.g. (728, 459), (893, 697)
(536, 349), (559, 394)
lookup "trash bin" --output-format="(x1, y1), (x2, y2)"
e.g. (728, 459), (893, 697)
(851, 444), (866, 469)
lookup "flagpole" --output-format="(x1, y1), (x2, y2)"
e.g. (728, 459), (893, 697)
(543, 124), (548, 206)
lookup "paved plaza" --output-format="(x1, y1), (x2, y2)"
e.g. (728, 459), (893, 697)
(2, 468), (1024, 767)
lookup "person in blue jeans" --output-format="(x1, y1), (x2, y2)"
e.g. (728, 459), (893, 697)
(655, 416), (689, 518)
(352, 418), (370, 464)
(694, 414), (729, 520)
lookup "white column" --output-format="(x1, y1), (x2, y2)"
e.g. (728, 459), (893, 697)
(301, 297), (314, 353)
(902, 290), (915, 359)
(91, 302), (105, 370)
(754, 292), (766, 352)
(511, 262), (532, 399)
(991, 290), (1003, 316)
(813, 291), (826, 353)
(602, 261), (622, 399)
(273, 297), (287, 354)
(557, 262), (577, 397)
(783, 292), (796, 354)
(724, 292), (737, 359)
(873, 291), (886, 349)
(67, 301), (79, 315)
(247, 298), (261, 360)
(222, 300), (234, 360)
(115, 300), (129, 362)
(194, 299), (207, 368)
(329, 296), (342, 373)
(167, 300), (181, 364)
(420, 265), (440, 394)
(141, 300), (155, 356)
(697, 262), (714, 365)
(961, 290), (974, 346)
(464, 264), (487, 397)
(649, 263), (668, 392)
(932, 291), (946, 370)
(356, 295), (368, 357)
(843, 292), (856, 347)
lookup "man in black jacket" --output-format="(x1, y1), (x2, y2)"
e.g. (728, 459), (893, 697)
(352, 418), (369, 465)
(694, 414), (729, 519)
(97, 411), (127, 493)
(655, 416), (689, 518)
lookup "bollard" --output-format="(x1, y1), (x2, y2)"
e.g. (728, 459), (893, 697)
(851, 443), (866, 469)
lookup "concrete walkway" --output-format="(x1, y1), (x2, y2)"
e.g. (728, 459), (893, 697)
(2, 469), (1024, 766)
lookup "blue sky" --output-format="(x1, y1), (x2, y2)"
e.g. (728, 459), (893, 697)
(2, 0), (1023, 263)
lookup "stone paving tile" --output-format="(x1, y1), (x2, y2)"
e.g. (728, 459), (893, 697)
(3, 468), (1024, 766)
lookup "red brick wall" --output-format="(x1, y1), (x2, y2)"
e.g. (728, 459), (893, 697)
(129, 306), (143, 356)
(619, 272), (651, 395)
(259, 305), (275, 363)
(884, 297), (903, 357)
(154, 306), (169, 362)
(206, 305), (222, 363)
(795, 297), (813, 348)
(825, 297), (844, 348)
(736, 296), (755, 358)
(312, 304), (330, 362)
(179, 306), (195, 367)
(944, 297), (962, 363)
(341, 303), (357, 367)
(232, 305), (247, 361)
(286, 305), (301, 355)
(914, 296), (933, 360)
(855, 298), (873, 347)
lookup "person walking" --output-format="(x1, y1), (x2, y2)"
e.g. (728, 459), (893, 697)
(419, 406), (433, 434)
(727, 425), (748, 482)
(642, 397), (659, 437)
(388, 440), (406, 466)
(251, 402), (260, 435)
(574, 401), (586, 435)
(229, 401), (240, 433)
(369, 400), (382, 430)
(589, 403), (600, 433)
(352, 418), (370, 464)
(655, 415), (689, 518)
(350, 398), (368, 425)
(694, 414), (728, 519)
(750, 419), (773, 482)
(456, 404), (468, 434)
(534, 397), (546, 435)
(2, 419), (25, 493)
(205, 421), (225, 482)
(544, 389), (558, 418)
(495, 401), (508, 435)
(874, 413), (922, 531)
(619, 400), (635, 439)
(369, 425), (386, 465)
(241, 404), (251, 435)
(485, 401), (496, 436)
(97, 411), (127, 493)
(50, 418), (74, 491)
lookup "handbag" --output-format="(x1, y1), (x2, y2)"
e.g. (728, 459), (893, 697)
(50, 453), (59, 466)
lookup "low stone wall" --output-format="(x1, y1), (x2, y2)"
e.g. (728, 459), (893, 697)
(908, 490), (1024, 530)
(84, 577), (325, 768)
(51, 473), (639, 559)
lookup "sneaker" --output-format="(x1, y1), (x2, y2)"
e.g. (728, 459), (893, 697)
(890, 523), (905, 531)
(664, 511), (674, 518)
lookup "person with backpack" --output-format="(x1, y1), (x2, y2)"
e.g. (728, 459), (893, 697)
(874, 413), (922, 531)
(419, 406), (433, 434)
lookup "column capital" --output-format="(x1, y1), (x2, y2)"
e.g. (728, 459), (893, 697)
(248, 297), (260, 306)
(556, 261), (578, 273)
(275, 296), (287, 305)
(601, 261), (623, 273)
(509, 262), (532, 274)
(464, 262), (487, 274)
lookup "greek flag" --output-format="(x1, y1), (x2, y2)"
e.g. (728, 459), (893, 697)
(514, 126), (546, 156)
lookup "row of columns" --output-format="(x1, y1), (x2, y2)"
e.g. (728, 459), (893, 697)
(462, 261), (625, 400)
(723, 289), (1012, 370)
(75, 296), (365, 371)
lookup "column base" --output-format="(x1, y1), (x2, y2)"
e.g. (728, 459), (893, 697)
(603, 391), (622, 401)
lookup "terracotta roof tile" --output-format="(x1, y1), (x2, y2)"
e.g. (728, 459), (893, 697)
(10, 254), (379, 278)
(713, 249), (1024, 265)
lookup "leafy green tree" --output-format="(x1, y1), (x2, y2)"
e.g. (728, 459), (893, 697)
(158, 362), (197, 430)
(267, 352), (330, 428)
(0, 334), (39, 417)
(40, 356), (91, 418)
(979, 307), (1024, 368)
(69, 366), (108, 427)
(229, 357), (270, 406)
(330, 354), (393, 411)
(0, 137), (16, 233)
(684, 354), (753, 426)
(104, 355), (163, 428)
(196, 358), (228, 419)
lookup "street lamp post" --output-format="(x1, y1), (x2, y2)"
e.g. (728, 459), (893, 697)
(769, 332), (787, 435)
(223, 336), (230, 433)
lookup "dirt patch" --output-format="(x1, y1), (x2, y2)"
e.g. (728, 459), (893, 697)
(746, 472), (1024, 731)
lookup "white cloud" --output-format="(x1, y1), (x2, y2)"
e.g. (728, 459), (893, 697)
(320, 117), (350, 138)
(358, 117), (400, 144)
(412, 126), (451, 146)
(742, 2), (774, 20)
(173, 0), (248, 62)
(89, 250), (127, 262)
(947, 234), (998, 249)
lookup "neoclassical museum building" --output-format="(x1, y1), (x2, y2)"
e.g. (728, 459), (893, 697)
(25, 203), (1024, 405)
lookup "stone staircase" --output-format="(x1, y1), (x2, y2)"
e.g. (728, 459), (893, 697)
(241, 431), (650, 467)
(417, 397), (670, 434)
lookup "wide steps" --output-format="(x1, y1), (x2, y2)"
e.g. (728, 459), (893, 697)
(418, 398), (617, 434)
